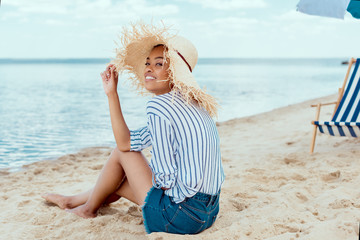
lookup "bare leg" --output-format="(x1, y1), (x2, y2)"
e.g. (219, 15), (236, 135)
(115, 177), (137, 204)
(42, 147), (125, 210)
(115, 150), (153, 206)
(42, 190), (91, 209)
(67, 148), (152, 218)
(42, 184), (124, 209)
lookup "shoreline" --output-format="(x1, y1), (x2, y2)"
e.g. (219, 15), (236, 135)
(0, 93), (336, 173)
(2, 93), (360, 239)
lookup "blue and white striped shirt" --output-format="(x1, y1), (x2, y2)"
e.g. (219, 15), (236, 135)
(129, 91), (225, 203)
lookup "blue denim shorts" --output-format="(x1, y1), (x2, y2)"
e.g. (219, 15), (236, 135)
(141, 187), (220, 234)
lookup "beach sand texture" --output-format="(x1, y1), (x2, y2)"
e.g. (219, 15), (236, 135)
(1, 94), (360, 240)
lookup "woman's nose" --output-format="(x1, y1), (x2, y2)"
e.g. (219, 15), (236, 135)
(145, 65), (153, 72)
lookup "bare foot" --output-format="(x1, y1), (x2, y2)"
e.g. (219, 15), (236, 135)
(41, 193), (74, 209)
(66, 204), (97, 218)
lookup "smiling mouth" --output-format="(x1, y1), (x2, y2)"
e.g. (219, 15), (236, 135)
(145, 76), (156, 81)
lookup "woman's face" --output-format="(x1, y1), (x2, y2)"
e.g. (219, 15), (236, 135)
(144, 45), (172, 95)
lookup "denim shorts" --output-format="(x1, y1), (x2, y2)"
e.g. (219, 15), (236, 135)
(141, 187), (220, 234)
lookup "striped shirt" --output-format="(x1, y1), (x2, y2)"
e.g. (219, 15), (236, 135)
(129, 91), (225, 203)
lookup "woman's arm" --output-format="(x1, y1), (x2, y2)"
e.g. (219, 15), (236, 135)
(101, 64), (130, 152)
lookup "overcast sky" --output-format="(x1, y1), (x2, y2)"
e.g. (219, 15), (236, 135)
(1, 0), (359, 58)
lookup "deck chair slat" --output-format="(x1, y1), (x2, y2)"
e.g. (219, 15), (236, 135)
(334, 59), (360, 121)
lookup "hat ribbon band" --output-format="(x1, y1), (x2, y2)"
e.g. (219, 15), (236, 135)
(176, 50), (192, 72)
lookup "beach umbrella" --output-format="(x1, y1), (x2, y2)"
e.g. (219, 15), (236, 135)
(348, 0), (360, 18)
(296, 0), (360, 19)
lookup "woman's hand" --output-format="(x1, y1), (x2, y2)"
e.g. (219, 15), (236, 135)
(101, 64), (119, 96)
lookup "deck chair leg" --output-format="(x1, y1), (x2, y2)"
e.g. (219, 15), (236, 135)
(310, 125), (318, 154)
(310, 104), (321, 154)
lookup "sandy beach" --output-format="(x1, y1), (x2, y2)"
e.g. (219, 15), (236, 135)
(1, 93), (360, 240)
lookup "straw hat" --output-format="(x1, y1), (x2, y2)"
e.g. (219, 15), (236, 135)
(112, 21), (218, 117)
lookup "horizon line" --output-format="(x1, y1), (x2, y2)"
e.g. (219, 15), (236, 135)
(0, 57), (350, 60)
(0, 57), (350, 64)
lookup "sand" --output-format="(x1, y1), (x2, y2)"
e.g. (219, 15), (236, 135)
(1, 94), (360, 240)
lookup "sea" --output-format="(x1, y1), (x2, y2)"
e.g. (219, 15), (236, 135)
(0, 58), (350, 170)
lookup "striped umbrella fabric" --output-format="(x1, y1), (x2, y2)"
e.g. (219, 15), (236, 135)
(314, 58), (360, 136)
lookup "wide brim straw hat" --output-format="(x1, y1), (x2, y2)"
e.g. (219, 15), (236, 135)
(112, 21), (218, 117)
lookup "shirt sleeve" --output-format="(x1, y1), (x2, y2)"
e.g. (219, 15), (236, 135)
(129, 126), (152, 152)
(147, 113), (177, 189)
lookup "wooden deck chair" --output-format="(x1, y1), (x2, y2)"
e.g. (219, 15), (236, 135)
(310, 58), (360, 153)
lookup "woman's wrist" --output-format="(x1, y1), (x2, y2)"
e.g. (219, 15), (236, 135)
(107, 91), (118, 99)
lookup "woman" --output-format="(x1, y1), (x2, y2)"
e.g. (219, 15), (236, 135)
(42, 22), (225, 234)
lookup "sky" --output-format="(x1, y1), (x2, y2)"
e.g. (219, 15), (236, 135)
(0, 0), (359, 58)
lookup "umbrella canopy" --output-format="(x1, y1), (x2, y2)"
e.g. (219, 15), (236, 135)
(297, 0), (360, 19)
(347, 0), (360, 18)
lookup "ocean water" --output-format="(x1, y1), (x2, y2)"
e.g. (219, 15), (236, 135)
(0, 58), (349, 170)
